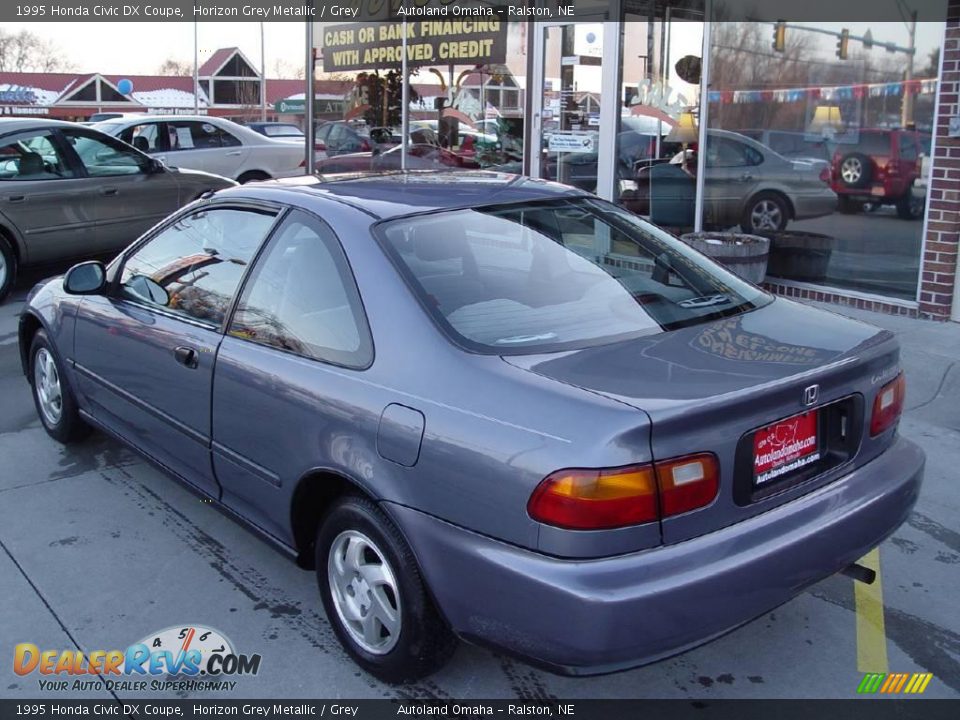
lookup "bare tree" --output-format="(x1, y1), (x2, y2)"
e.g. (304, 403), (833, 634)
(157, 58), (193, 76)
(272, 58), (304, 80)
(0, 29), (73, 72)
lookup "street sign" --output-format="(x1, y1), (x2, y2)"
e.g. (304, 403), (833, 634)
(275, 98), (346, 115)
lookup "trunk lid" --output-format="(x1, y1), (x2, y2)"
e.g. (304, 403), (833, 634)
(504, 298), (902, 544)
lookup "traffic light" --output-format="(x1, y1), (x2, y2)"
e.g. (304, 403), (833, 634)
(837, 29), (850, 60)
(772, 21), (786, 52)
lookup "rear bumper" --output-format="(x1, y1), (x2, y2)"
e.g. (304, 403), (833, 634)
(386, 436), (924, 675)
(792, 191), (838, 221)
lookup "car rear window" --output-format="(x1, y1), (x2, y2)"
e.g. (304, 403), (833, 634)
(837, 131), (890, 155)
(261, 124), (303, 137)
(378, 198), (771, 354)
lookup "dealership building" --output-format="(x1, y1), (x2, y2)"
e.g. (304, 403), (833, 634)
(2, 2), (959, 321)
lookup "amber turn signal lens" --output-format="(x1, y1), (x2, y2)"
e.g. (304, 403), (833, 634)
(527, 465), (658, 530)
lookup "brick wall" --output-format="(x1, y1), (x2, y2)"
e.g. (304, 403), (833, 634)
(921, 0), (960, 320)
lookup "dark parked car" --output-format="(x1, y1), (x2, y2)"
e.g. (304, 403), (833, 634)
(0, 118), (234, 301)
(20, 172), (922, 683)
(830, 128), (930, 218)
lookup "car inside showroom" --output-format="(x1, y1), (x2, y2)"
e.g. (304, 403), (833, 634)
(0, 1), (957, 718)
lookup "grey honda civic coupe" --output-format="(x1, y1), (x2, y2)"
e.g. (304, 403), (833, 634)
(19, 172), (923, 683)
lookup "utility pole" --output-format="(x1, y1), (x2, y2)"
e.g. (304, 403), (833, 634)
(193, 22), (199, 114)
(260, 23), (267, 122)
(902, 10), (918, 128)
(305, 9), (315, 175)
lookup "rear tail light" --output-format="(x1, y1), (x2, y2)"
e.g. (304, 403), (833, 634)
(655, 453), (720, 517)
(315, 143), (326, 154)
(819, 166), (831, 184)
(870, 373), (906, 436)
(528, 453), (719, 530)
(527, 465), (658, 530)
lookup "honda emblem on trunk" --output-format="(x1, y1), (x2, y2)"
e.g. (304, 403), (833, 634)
(803, 384), (820, 407)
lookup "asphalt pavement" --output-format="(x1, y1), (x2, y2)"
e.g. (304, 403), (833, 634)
(0, 264), (958, 701)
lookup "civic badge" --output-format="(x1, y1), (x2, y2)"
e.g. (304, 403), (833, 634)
(803, 384), (820, 407)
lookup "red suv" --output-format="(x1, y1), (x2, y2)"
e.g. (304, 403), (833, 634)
(830, 128), (929, 219)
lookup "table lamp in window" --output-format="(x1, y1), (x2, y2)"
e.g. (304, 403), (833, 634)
(807, 105), (843, 140)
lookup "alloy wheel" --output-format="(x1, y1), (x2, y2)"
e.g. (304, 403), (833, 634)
(0, 253), (6, 289)
(34, 348), (63, 426)
(327, 530), (401, 655)
(750, 199), (783, 231)
(841, 157), (863, 184)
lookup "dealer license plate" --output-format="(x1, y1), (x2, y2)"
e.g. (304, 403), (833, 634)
(871, 184), (886, 196)
(753, 410), (820, 486)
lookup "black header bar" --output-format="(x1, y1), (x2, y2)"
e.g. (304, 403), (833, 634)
(0, 0), (950, 23)
(0, 699), (958, 720)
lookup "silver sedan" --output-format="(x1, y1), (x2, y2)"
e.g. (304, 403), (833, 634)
(0, 118), (234, 301)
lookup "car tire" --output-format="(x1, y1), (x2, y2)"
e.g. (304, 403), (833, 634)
(837, 195), (863, 214)
(29, 329), (91, 444)
(315, 495), (457, 683)
(0, 234), (16, 303)
(838, 152), (872, 189)
(237, 170), (271, 184)
(741, 192), (789, 233)
(896, 183), (924, 220)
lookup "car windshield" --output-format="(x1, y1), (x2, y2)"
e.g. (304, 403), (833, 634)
(379, 198), (771, 354)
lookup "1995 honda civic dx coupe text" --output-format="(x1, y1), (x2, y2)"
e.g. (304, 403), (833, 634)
(19, 172), (923, 683)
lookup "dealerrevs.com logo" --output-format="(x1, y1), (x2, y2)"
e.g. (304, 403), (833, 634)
(14, 625), (261, 693)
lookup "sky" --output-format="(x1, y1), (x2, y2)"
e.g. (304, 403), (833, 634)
(5, 22), (307, 77)
(4, 20), (943, 81)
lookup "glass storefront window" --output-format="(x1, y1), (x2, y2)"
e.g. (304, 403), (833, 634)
(617, 12), (704, 224)
(312, 19), (526, 175)
(702, 20), (943, 301)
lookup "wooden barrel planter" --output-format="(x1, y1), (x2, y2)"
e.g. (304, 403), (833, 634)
(679, 232), (770, 285)
(756, 231), (835, 282)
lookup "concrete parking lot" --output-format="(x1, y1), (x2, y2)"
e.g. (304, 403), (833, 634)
(1, 263), (958, 701)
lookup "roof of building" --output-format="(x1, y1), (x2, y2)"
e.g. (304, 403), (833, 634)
(197, 47), (240, 76)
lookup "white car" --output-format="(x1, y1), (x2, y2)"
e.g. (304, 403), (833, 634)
(93, 115), (309, 183)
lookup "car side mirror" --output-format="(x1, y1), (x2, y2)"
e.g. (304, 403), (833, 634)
(63, 261), (106, 295)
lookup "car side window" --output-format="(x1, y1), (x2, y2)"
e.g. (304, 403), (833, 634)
(167, 121), (234, 151)
(218, 128), (241, 147)
(706, 138), (754, 168)
(118, 123), (164, 153)
(0, 132), (75, 181)
(898, 134), (918, 161)
(61, 129), (147, 177)
(119, 208), (276, 326)
(228, 210), (373, 369)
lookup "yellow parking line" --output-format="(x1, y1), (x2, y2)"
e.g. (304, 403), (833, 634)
(854, 547), (889, 673)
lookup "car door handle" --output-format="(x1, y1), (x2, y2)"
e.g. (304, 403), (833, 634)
(100, 187), (119, 196)
(739, 173), (754, 182)
(6, 195), (25, 203)
(173, 346), (199, 369)
(226, 150), (242, 156)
